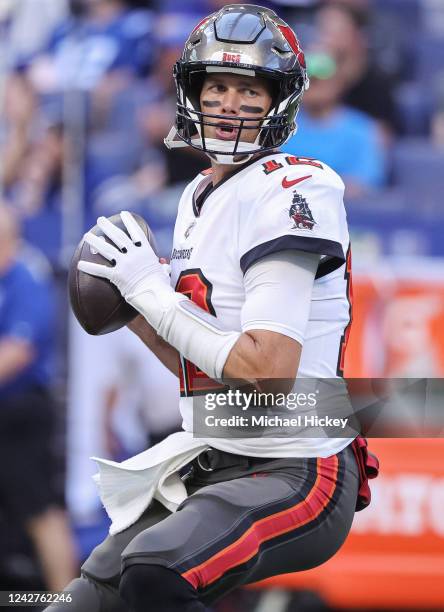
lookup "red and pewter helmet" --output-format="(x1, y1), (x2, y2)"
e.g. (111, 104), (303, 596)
(164, 4), (309, 165)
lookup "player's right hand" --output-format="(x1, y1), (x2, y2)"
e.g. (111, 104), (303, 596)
(78, 211), (171, 301)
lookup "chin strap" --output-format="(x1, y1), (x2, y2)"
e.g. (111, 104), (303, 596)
(164, 126), (257, 165)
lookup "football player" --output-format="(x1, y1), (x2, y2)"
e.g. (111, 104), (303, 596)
(47, 5), (377, 611)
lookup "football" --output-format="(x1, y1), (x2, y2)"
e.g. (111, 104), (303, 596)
(68, 212), (157, 335)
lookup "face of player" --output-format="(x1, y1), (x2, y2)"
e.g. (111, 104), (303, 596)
(199, 72), (273, 144)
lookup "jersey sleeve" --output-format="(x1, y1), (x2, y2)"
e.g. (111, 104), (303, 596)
(241, 250), (319, 344)
(238, 164), (348, 276)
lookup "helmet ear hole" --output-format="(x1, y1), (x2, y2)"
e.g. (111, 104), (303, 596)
(188, 72), (206, 111)
(267, 79), (280, 110)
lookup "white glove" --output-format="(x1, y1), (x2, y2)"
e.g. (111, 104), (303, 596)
(79, 212), (239, 379)
(78, 212), (182, 327)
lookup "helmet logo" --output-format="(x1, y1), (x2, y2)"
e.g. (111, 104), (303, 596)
(222, 52), (241, 63)
(277, 24), (306, 68)
(191, 16), (211, 35)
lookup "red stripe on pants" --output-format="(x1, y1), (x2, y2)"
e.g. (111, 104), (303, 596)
(182, 455), (339, 590)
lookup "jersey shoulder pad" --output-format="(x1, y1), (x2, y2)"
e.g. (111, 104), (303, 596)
(238, 154), (348, 274)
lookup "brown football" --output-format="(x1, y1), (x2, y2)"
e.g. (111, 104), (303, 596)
(68, 213), (157, 335)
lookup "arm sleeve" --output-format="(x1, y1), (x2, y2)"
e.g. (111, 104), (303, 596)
(241, 249), (319, 345)
(239, 166), (347, 276)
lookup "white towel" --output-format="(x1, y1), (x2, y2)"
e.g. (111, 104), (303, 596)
(91, 431), (209, 535)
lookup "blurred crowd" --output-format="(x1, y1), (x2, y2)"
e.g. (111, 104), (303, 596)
(1, 0), (443, 268)
(0, 0), (443, 608)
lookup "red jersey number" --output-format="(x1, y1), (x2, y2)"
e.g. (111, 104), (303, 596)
(175, 269), (225, 396)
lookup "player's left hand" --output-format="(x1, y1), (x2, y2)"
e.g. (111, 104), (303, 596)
(78, 211), (171, 300)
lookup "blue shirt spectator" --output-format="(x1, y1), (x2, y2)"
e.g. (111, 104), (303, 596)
(0, 246), (55, 399)
(284, 106), (385, 189)
(0, 210), (75, 591)
(284, 51), (386, 197)
(17, 2), (154, 89)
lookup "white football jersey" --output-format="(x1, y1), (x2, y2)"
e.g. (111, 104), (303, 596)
(170, 151), (354, 458)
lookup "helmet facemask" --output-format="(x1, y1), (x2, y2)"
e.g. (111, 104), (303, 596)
(164, 5), (308, 165)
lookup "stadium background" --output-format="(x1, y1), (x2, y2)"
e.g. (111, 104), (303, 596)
(0, 0), (443, 610)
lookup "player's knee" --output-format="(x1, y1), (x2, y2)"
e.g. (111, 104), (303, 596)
(44, 574), (127, 612)
(43, 576), (101, 611)
(119, 563), (204, 612)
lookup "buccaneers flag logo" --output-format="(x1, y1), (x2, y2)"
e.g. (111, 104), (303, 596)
(289, 192), (316, 230)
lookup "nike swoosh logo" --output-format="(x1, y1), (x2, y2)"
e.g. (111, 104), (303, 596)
(281, 174), (312, 188)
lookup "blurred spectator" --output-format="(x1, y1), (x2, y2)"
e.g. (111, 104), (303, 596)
(7, 0), (68, 69)
(13, 125), (63, 218)
(316, 0), (398, 139)
(432, 77), (444, 147)
(23, 0), (156, 221)
(138, 12), (208, 184)
(0, 71), (66, 266)
(283, 51), (386, 198)
(0, 73), (36, 192)
(0, 205), (77, 590)
(25, 0), (154, 95)
(3, 114), (65, 265)
(4, 0), (159, 256)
